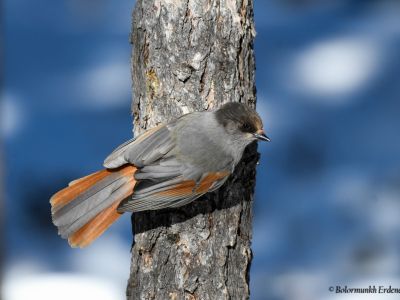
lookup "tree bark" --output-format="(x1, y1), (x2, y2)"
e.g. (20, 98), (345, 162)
(127, 0), (258, 299)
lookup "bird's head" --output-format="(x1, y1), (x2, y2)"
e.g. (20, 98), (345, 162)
(215, 102), (270, 144)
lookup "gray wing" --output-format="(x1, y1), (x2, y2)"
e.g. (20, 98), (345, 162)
(104, 124), (175, 169)
(117, 171), (230, 212)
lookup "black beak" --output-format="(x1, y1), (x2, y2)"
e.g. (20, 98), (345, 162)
(254, 133), (271, 142)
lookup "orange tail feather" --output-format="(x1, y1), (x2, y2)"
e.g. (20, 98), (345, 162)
(50, 169), (111, 212)
(68, 178), (135, 248)
(50, 165), (137, 248)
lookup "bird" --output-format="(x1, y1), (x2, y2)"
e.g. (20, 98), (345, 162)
(50, 102), (270, 248)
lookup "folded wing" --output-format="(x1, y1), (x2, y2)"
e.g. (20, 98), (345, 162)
(104, 124), (175, 169)
(117, 171), (229, 212)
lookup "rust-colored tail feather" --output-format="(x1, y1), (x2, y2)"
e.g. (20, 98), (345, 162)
(68, 177), (135, 248)
(50, 169), (110, 213)
(50, 165), (136, 248)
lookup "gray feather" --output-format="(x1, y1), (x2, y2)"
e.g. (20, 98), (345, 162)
(159, 157), (182, 167)
(129, 177), (184, 196)
(58, 182), (132, 238)
(103, 125), (173, 169)
(118, 190), (201, 212)
(134, 164), (181, 181)
(53, 176), (127, 226)
(117, 174), (228, 213)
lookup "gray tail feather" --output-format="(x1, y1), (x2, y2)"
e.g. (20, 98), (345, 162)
(50, 166), (136, 244)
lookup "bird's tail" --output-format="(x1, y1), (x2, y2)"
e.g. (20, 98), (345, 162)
(50, 165), (137, 248)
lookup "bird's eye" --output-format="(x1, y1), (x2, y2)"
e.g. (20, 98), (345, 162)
(241, 123), (252, 132)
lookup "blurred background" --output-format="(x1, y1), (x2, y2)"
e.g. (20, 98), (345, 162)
(2, 0), (400, 299)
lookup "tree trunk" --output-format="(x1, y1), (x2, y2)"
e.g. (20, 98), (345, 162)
(127, 0), (258, 299)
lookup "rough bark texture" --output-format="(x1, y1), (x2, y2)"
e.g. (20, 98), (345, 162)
(127, 0), (258, 299)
